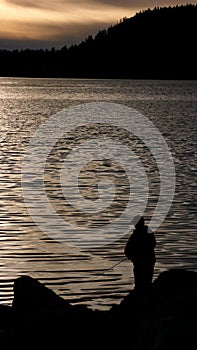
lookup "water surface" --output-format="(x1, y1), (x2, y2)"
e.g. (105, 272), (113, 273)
(0, 78), (196, 310)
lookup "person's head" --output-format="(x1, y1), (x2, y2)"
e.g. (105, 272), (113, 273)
(133, 215), (145, 229)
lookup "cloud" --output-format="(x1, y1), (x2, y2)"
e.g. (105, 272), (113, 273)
(0, 14), (111, 48)
(90, 0), (165, 7)
(5, 0), (65, 10)
(0, 22), (99, 49)
(88, 0), (197, 9)
(6, 0), (197, 10)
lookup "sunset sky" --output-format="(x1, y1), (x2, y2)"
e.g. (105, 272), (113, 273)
(0, 0), (196, 49)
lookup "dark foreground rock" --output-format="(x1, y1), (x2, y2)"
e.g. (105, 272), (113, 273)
(12, 275), (72, 312)
(114, 269), (197, 349)
(1, 269), (197, 349)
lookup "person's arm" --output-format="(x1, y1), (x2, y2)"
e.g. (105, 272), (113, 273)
(147, 228), (156, 247)
(124, 235), (135, 261)
(150, 233), (156, 248)
(153, 233), (156, 247)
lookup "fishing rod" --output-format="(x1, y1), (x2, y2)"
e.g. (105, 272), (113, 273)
(104, 257), (128, 272)
(95, 257), (128, 275)
(78, 257), (129, 291)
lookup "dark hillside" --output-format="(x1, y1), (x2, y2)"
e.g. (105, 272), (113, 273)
(0, 4), (196, 78)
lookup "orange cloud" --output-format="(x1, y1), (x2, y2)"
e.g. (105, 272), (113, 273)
(0, 0), (135, 41)
(1, 0), (196, 48)
(5, 0), (196, 10)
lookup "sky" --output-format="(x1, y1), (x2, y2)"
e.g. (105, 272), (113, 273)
(0, 0), (196, 49)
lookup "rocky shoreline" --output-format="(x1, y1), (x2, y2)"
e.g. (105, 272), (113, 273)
(1, 269), (197, 349)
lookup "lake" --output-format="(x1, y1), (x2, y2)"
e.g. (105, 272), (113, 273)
(0, 78), (196, 310)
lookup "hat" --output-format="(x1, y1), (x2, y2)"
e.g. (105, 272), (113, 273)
(131, 215), (144, 226)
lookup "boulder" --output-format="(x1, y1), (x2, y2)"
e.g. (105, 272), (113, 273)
(116, 269), (197, 313)
(0, 305), (15, 346)
(113, 269), (197, 349)
(11, 275), (97, 348)
(12, 275), (73, 312)
(4, 269), (197, 349)
(134, 282), (197, 350)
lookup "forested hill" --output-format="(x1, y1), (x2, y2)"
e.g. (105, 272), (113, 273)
(0, 4), (196, 79)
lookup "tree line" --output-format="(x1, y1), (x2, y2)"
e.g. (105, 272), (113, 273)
(0, 4), (196, 79)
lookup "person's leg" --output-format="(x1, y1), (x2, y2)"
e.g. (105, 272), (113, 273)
(143, 262), (155, 289)
(134, 262), (154, 293)
(147, 261), (155, 284)
(133, 264), (146, 292)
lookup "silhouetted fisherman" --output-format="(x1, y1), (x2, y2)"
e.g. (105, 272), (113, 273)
(124, 216), (156, 293)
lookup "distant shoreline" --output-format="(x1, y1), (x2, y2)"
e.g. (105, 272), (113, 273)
(0, 76), (196, 81)
(0, 5), (196, 80)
